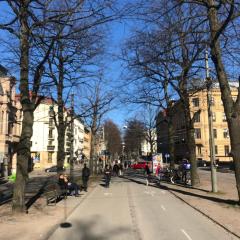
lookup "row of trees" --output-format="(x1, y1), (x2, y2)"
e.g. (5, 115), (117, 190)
(121, 0), (240, 203)
(0, 0), (125, 213)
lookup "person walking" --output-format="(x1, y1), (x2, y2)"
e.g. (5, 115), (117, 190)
(112, 162), (119, 177)
(145, 163), (151, 186)
(82, 163), (90, 192)
(104, 164), (112, 188)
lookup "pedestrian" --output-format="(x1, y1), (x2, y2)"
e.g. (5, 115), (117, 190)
(82, 163), (90, 192)
(124, 161), (127, 169)
(104, 164), (112, 188)
(58, 174), (80, 197)
(119, 162), (123, 176)
(145, 163), (151, 186)
(113, 161), (119, 177)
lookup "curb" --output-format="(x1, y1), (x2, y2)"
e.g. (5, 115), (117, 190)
(123, 175), (240, 239)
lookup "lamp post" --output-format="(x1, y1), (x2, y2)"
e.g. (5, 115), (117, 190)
(69, 94), (74, 181)
(205, 50), (218, 193)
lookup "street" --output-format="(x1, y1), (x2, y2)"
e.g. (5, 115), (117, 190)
(48, 173), (238, 240)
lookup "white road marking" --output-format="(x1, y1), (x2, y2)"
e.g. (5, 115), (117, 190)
(181, 229), (192, 240)
(144, 190), (156, 196)
(161, 190), (166, 194)
(104, 192), (112, 196)
(161, 205), (166, 211)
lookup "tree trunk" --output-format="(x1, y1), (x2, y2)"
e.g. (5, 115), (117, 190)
(168, 116), (175, 169)
(207, 0), (240, 202)
(56, 63), (66, 171)
(12, 1), (31, 213)
(90, 133), (96, 174)
(184, 101), (199, 186)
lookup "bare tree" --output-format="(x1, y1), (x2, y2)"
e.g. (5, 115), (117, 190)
(80, 78), (114, 173)
(0, 0), (81, 213)
(104, 120), (122, 160)
(124, 119), (146, 159)
(178, 0), (240, 203)
(122, 1), (207, 185)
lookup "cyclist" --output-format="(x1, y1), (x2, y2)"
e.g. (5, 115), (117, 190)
(181, 159), (191, 184)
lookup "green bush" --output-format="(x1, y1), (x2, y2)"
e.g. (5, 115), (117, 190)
(8, 173), (16, 182)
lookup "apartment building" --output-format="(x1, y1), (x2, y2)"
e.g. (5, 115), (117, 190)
(74, 117), (85, 162)
(141, 129), (157, 156)
(0, 66), (21, 176)
(83, 126), (91, 162)
(30, 98), (58, 169)
(157, 84), (237, 162)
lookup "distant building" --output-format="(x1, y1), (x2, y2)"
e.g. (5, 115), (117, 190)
(73, 117), (85, 163)
(83, 126), (91, 163)
(0, 66), (21, 176)
(156, 85), (237, 162)
(141, 129), (157, 156)
(30, 97), (58, 169)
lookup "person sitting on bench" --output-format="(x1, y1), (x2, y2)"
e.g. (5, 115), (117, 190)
(58, 174), (80, 197)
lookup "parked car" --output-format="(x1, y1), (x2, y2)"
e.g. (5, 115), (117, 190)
(197, 159), (207, 167)
(45, 165), (65, 172)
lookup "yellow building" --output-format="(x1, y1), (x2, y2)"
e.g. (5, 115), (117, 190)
(157, 84), (237, 163)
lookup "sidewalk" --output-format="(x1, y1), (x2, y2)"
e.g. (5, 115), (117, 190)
(0, 175), (100, 240)
(157, 170), (240, 238)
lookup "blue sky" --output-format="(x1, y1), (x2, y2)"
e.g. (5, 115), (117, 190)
(0, 2), (144, 128)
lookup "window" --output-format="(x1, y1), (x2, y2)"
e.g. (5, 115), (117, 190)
(215, 145), (218, 155)
(195, 128), (201, 139)
(211, 97), (215, 106)
(49, 118), (54, 127)
(222, 113), (227, 122)
(197, 145), (202, 155)
(213, 129), (217, 138)
(48, 152), (53, 163)
(212, 112), (216, 122)
(49, 129), (53, 138)
(192, 98), (199, 107)
(224, 145), (230, 156)
(223, 129), (229, 138)
(194, 112), (200, 122)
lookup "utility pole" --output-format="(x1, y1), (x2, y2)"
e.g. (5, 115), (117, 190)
(70, 93), (74, 181)
(205, 50), (218, 193)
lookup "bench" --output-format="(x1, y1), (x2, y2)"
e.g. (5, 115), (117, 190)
(44, 183), (68, 206)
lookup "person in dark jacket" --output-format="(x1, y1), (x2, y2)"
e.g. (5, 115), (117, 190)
(112, 162), (119, 176)
(82, 163), (90, 191)
(104, 164), (112, 188)
(58, 174), (80, 197)
(145, 164), (151, 186)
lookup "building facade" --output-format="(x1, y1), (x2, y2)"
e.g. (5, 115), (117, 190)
(30, 98), (58, 169)
(0, 66), (21, 176)
(157, 85), (237, 163)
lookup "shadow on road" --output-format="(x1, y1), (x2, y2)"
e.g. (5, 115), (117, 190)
(50, 216), (132, 240)
(123, 174), (239, 206)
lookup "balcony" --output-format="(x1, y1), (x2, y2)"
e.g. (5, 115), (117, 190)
(49, 122), (55, 129)
(48, 135), (55, 140)
(47, 145), (55, 151)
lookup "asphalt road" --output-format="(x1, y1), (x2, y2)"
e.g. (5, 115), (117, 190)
(48, 174), (238, 240)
